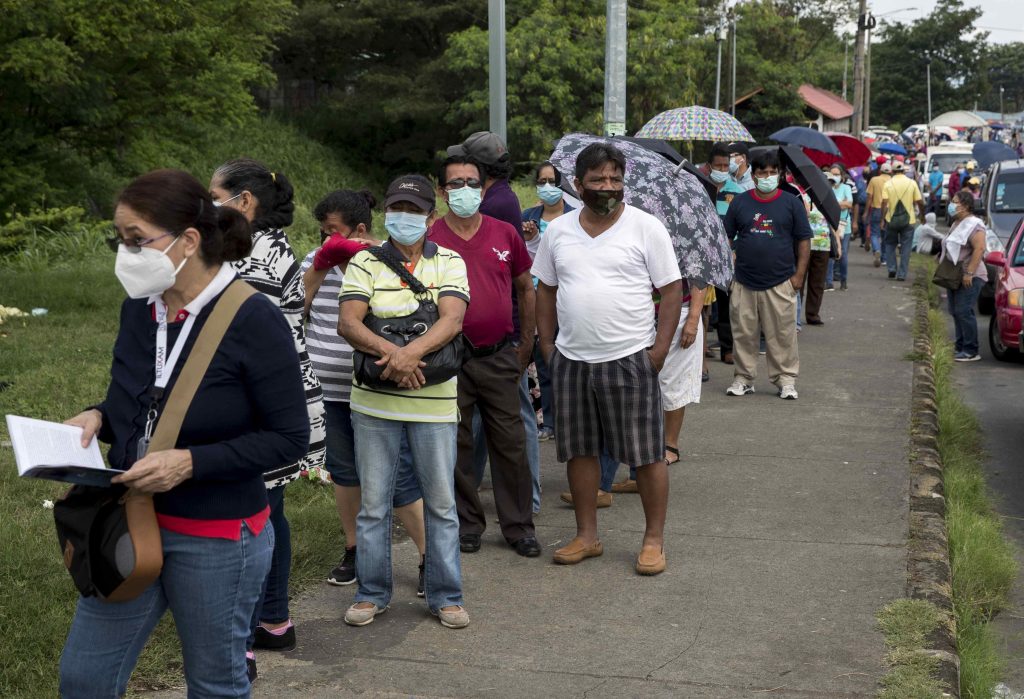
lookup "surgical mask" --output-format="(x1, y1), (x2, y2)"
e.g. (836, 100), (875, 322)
(384, 212), (428, 245)
(580, 188), (624, 216)
(709, 169), (730, 184)
(729, 157), (741, 174)
(447, 186), (482, 218)
(828, 175), (841, 185)
(947, 202), (959, 219)
(755, 175), (779, 194)
(114, 235), (187, 299)
(538, 219), (549, 235)
(537, 183), (563, 206)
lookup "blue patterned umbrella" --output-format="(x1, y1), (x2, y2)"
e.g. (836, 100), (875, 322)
(549, 133), (733, 289)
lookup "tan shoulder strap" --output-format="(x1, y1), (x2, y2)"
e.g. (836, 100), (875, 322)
(148, 280), (257, 452)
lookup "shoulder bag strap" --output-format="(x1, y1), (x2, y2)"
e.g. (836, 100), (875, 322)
(366, 246), (430, 296)
(148, 280), (257, 452)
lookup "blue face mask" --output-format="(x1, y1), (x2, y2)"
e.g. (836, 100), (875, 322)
(755, 175), (779, 194)
(947, 202), (959, 219)
(729, 157), (741, 174)
(447, 186), (482, 218)
(709, 169), (730, 184)
(537, 183), (563, 206)
(384, 211), (428, 245)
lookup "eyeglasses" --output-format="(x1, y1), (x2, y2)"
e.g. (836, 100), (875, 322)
(536, 178), (558, 186)
(444, 178), (482, 190)
(105, 231), (174, 253)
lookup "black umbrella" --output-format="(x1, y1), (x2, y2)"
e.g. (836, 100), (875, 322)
(972, 141), (1018, 170)
(770, 126), (841, 157)
(750, 145), (841, 230)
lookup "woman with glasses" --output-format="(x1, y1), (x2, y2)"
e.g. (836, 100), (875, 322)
(209, 159), (325, 677)
(61, 169), (310, 696)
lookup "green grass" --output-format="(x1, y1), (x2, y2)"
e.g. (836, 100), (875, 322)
(876, 599), (946, 698)
(908, 256), (1019, 698)
(0, 263), (341, 697)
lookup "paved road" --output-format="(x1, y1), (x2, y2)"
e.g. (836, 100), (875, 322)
(153, 249), (916, 698)
(947, 308), (1024, 693)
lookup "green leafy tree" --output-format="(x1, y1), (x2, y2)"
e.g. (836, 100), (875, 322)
(869, 0), (987, 129)
(0, 0), (291, 215)
(979, 42), (1024, 117)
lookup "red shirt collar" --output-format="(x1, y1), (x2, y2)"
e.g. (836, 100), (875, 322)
(751, 188), (782, 203)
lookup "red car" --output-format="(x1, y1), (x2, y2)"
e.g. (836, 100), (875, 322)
(985, 216), (1024, 361)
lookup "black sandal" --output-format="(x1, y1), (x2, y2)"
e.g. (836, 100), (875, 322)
(665, 445), (680, 466)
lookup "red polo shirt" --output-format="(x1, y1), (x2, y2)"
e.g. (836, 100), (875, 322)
(430, 214), (531, 347)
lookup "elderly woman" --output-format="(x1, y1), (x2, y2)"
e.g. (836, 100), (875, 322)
(209, 159), (326, 667)
(60, 169), (309, 696)
(338, 174), (471, 629)
(941, 190), (988, 362)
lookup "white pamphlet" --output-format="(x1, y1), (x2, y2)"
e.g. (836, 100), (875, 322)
(5, 414), (124, 487)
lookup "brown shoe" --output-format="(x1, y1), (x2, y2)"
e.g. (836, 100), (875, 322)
(721, 352), (734, 365)
(559, 490), (612, 508)
(610, 479), (638, 494)
(553, 537), (604, 565)
(635, 545), (666, 575)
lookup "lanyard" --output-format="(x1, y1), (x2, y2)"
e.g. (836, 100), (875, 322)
(139, 300), (197, 459)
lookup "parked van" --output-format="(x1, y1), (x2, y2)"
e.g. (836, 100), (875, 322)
(923, 142), (974, 204)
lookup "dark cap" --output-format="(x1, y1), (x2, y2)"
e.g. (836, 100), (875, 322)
(383, 175), (435, 212)
(726, 141), (749, 157)
(446, 131), (510, 166)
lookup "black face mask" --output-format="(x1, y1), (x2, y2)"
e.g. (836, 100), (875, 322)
(580, 188), (624, 216)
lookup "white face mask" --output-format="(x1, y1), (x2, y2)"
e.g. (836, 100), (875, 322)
(114, 235), (188, 299)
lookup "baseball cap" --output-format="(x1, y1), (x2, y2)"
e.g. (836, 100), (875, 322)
(880, 162), (892, 173)
(383, 175), (435, 212)
(966, 160), (977, 170)
(446, 131), (510, 166)
(892, 161), (905, 172)
(875, 155), (887, 165)
(727, 142), (749, 157)
(968, 176), (980, 185)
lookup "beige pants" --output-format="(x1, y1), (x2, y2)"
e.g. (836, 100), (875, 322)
(730, 280), (799, 387)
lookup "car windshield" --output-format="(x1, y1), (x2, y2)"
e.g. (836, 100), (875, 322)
(993, 172), (1024, 214)
(1014, 229), (1024, 266)
(929, 153), (968, 173)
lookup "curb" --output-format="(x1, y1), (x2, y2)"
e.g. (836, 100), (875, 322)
(907, 270), (961, 696)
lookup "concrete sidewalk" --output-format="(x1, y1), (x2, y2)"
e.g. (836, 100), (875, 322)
(235, 251), (916, 698)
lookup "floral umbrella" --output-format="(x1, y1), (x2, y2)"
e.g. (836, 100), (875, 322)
(549, 133), (733, 289)
(635, 106), (754, 143)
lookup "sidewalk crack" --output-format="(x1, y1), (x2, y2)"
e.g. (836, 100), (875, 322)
(645, 539), (715, 680)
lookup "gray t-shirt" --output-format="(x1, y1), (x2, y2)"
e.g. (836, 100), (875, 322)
(300, 251), (354, 402)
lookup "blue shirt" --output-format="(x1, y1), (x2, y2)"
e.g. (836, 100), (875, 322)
(832, 182), (853, 225)
(928, 170), (944, 198)
(723, 190), (813, 291)
(716, 180), (746, 217)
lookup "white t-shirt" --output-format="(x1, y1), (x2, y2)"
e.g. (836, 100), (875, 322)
(531, 205), (682, 363)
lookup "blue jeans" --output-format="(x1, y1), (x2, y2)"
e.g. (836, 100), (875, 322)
(870, 209), (883, 259)
(351, 411), (463, 612)
(599, 449), (636, 490)
(61, 524), (273, 698)
(323, 400), (422, 506)
(519, 372), (542, 512)
(885, 224), (914, 279)
(248, 486), (290, 650)
(947, 281), (983, 355)
(796, 290), (804, 329)
(826, 234), (851, 283)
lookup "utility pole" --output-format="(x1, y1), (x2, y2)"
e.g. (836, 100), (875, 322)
(714, 22), (724, 111)
(487, 0), (507, 144)
(842, 39), (849, 101)
(864, 13), (874, 129)
(1000, 86), (1005, 123)
(730, 14), (737, 116)
(851, 0), (868, 136)
(925, 54), (932, 128)
(604, 0), (627, 136)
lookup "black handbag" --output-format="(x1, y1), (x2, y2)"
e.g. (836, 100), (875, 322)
(932, 256), (964, 290)
(352, 246), (464, 389)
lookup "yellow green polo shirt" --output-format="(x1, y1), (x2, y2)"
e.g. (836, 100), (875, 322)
(340, 241), (470, 423)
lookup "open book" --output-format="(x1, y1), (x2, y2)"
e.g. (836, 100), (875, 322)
(6, 415), (124, 487)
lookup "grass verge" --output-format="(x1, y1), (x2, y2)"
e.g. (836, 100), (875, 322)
(0, 264), (340, 697)
(877, 599), (946, 698)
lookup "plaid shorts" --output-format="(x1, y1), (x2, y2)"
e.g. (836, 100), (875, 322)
(551, 348), (664, 466)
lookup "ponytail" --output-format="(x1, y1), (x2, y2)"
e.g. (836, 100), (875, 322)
(213, 158), (295, 231)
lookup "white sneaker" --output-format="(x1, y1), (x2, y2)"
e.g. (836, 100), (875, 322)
(726, 380), (755, 396)
(778, 385), (798, 400)
(344, 603), (386, 627)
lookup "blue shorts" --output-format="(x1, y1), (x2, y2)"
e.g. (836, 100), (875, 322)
(323, 400), (422, 507)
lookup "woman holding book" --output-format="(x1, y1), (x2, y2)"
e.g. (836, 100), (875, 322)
(59, 169), (309, 697)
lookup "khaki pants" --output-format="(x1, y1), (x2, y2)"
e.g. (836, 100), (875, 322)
(730, 280), (799, 387)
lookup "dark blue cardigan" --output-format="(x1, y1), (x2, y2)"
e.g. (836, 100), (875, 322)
(95, 285), (310, 519)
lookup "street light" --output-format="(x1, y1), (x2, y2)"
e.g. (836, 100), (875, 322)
(925, 54), (932, 130)
(864, 6), (917, 129)
(1001, 86), (1005, 123)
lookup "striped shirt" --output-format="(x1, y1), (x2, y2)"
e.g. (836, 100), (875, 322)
(340, 241), (470, 423)
(300, 251), (353, 402)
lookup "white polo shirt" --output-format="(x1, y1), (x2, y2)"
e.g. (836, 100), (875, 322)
(531, 204), (681, 363)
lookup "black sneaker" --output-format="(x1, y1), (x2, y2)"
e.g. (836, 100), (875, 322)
(328, 547), (357, 586)
(246, 652), (257, 684)
(459, 534), (481, 553)
(888, 271), (896, 279)
(417, 560), (425, 597)
(253, 623), (296, 651)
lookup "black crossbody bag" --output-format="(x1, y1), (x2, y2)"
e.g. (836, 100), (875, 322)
(352, 246), (464, 389)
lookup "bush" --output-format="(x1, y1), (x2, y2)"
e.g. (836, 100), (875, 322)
(0, 207), (109, 258)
